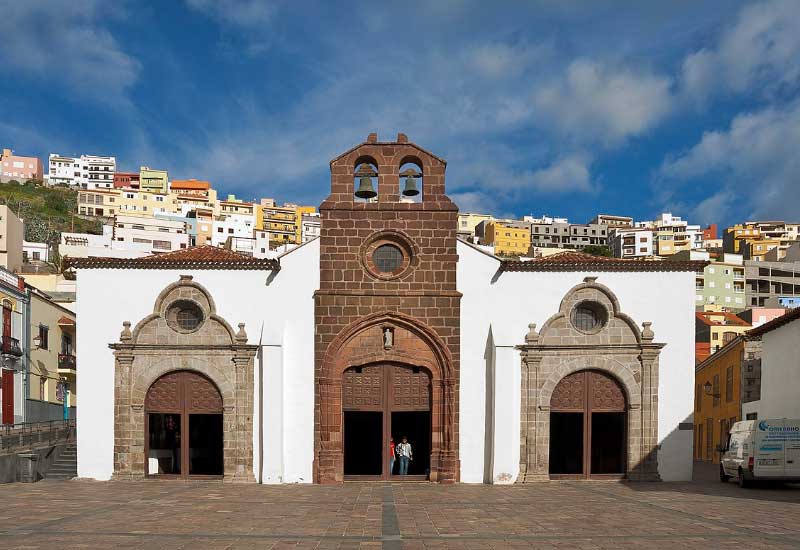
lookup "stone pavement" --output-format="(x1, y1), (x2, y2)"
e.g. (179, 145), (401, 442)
(0, 479), (799, 549)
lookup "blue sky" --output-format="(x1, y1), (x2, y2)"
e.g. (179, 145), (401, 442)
(3, 0), (800, 228)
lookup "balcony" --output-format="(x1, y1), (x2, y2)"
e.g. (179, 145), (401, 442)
(58, 353), (76, 373)
(1, 337), (23, 358)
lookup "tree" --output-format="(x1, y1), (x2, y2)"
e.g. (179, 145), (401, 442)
(582, 245), (613, 257)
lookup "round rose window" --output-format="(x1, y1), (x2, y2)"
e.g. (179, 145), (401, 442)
(372, 244), (403, 273)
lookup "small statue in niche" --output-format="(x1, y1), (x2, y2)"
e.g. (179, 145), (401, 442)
(383, 327), (394, 349)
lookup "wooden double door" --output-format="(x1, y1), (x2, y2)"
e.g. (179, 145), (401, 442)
(342, 363), (431, 479)
(549, 370), (627, 479)
(144, 371), (224, 478)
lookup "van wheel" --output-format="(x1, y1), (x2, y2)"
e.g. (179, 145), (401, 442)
(738, 468), (750, 488)
(720, 465), (730, 483)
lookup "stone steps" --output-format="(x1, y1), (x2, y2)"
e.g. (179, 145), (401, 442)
(45, 444), (77, 480)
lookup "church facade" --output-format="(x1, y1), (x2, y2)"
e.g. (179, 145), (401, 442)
(75, 135), (702, 484)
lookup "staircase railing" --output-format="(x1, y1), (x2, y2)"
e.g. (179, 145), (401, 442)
(0, 419), (76, 453)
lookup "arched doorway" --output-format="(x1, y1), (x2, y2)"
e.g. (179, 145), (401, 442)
(342, 363), (431, 479)
(144, 371), (224, 478)
(549, 370), (627, 479)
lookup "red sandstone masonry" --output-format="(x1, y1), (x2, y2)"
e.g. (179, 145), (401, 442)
(314, 136), (461, 484)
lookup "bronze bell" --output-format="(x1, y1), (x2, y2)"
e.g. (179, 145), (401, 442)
(355, 176), (377, 199)
(402, 176), (419, 196)
(400, 168), (421, 197)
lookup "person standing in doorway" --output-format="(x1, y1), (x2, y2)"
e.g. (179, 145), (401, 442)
(397, 436), (413, 475)
(389, 437), (396, 475)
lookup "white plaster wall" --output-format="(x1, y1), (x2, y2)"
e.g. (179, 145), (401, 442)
(456, 241), (696, 482)
(76, 238), (319, 482)
(758, 319), (800, 419)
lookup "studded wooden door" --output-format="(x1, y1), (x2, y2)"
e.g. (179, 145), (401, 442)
(144, 371), (223, 478)
(342, 363), (431, 479)
(550, 370), (627, 478)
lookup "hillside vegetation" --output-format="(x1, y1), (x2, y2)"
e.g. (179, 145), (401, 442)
(0, 180), (102, 243)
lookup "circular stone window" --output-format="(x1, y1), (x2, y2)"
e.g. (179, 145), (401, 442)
(570, 301), (608, 333)
(166, 300), (205, 333)
(372, 244), (403, 273)
(361, 231), (416, 280)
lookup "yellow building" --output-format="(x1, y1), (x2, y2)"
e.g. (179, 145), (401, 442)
(28, 288), (77, 412)
(694, 335), (761, 464)
(695, 311), (751, 361)
(458, 213), (494, 238)
(484, 221), (531, 256)
(77, 188), (119, 217)
(740, 238), (781, 261)
(260, 202), (317, 245)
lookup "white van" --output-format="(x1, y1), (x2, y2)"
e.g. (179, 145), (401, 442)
(720, 419), (800, 487)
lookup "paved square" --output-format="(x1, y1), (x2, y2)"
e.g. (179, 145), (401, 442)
(0, 479), (799, 549)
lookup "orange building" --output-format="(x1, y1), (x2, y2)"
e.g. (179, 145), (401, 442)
(170, 179), (211, 197)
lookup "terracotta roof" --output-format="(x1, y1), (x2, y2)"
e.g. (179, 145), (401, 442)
(695, 311), (750, 327)
(695, 343), (711, 365)
(171, 179), (210, 190)
(500, 251), (707, 272)
(57, 316), (75, 326)
(747, 306), (800, 337)
(67, 245), (280, 271)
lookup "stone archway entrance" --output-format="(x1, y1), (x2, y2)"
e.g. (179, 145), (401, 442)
(342, 363), (431, 480)
(144, 371), (224, 478)
(549, 370), (627, 479)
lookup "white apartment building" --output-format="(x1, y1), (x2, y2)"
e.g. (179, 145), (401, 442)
(23, 241), (50, 263)
(301, 213), (321, 242)
(610, 228), (654, 258)
(113, 215), (188, 254)
(48, 154), (116, 189)
(48, 154), (81, 186)
(212, 213), (256, 247)
(60, 227), (148, 259)
(635, 213), (703, 254)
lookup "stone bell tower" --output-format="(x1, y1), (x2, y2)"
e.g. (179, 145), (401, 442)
(313, 133), (461, 483)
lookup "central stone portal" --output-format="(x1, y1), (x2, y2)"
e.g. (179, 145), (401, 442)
(342, 363), (432, 479)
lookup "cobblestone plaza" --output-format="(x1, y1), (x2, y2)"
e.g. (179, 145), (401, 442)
(1, 479), (799, 549)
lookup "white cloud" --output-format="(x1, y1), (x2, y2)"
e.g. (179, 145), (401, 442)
(660, 101), (800, 220)
(186, 0), (278, 27)
(528, 154), (595, 192)
(0, 1), (140, 107)
(681, 0), (800, 101)
(534, 59), (673, 145)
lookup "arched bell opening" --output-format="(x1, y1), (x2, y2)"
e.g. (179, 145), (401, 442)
(548, 369), (627, 479)
(342, 362), (432, 479)
(144, 370), (224, 479)
(354, 156), (379, 203)
(399, 156), (423, 203)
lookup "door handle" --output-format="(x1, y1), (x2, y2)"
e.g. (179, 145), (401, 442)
(788, 460), (794, 464)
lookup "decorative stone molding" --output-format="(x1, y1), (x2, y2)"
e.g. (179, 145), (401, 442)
(516, 278), (664, 482)
(109, 276), (258, 482)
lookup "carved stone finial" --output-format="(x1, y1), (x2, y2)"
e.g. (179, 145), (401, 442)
(179, 274), (193, 283)
(120, 321), (132, 341)
(525, 323), (539, 344)
(641, 321), (654, 341)
(396, 133), (408, 143)
(583, 276), (598, 284)
(366, 132), (378, 143)
(236, 322), (248, 343)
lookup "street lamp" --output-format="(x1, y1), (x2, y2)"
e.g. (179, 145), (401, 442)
(703, 381), (720, 398)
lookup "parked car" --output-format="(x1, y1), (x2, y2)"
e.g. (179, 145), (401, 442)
(720, 419), (800, 487)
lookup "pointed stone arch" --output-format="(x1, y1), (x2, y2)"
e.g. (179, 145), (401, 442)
(110, 275), (258, 482)
(517, 277), (664, 481)
(315, 311), (458, 483)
